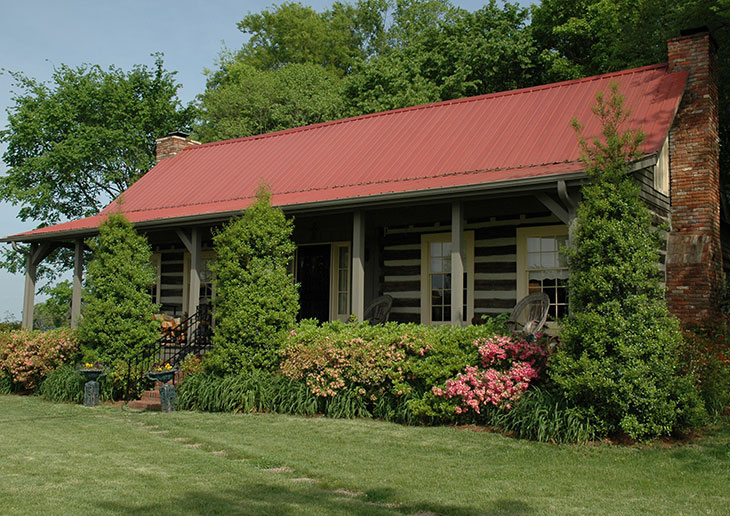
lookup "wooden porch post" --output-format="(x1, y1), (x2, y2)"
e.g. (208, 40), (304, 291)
(188, 229), (202, 318)
(20, 242), (54, 329)
(352, 210), (365, 322)
(71, 239), (83, 328)
(176, 228), (202, 318)
(21, 243), (38, 330)
(451, 201), (465, 325)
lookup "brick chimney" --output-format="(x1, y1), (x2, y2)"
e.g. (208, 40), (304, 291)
(155, 131), (200, 162)
(665, 28), (723, 325)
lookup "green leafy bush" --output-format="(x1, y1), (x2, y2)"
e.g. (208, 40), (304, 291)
(549, 85), (706, 440)
(78, 212), (160, 362)
(181, 318), (600, 441)
(679, 326), (730, 418)
(0, 329), (79, 391)
(205, 185), (299, 373)
(38, 364), (85, 403)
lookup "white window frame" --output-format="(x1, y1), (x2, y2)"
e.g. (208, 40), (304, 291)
(654, 136), (669, 195)
(329, 242), (352, 322)
(516, 225), (569, 319)
(420, 231), (474, 325)
(199, 250), (216, 306)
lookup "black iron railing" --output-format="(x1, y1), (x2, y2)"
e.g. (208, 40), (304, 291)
(124, 304), (213, 400)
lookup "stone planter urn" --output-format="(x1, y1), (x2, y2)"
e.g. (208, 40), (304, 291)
(76, 365), (107, 407)
(147, 367), (178, 412)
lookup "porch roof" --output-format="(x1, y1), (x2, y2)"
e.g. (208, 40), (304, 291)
(5, 63), (687, 242)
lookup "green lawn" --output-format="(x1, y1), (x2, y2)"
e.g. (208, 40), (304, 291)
(1, 396), (728, 515)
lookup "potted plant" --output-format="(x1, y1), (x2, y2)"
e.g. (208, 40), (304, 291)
(76, 362), (108, 382)
(76, 363), (108, 407)
(147, 362), (177, 383)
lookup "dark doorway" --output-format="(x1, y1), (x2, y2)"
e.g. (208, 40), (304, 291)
(297, 244), (330, 322)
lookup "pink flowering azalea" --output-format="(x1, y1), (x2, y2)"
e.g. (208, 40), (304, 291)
(434, 334), (551, 413)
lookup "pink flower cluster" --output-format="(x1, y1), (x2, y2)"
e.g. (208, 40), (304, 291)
(433, 334), (551, 413)
(0, 329), (79, 390)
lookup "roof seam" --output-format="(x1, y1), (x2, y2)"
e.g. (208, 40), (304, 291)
(111, 159), (584, 214)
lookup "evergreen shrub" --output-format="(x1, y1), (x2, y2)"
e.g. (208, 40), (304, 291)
(679, 325), (730, 418)
(205, 185), (299, 373)
(78, 212), (160, 362)
(548, 85), (706, 440)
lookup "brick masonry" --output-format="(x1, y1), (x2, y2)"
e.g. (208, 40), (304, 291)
(666, 30), (723, 325)
(155, 134), (200, 162)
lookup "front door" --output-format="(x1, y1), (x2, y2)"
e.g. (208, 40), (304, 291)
(297, 244), (331, 321)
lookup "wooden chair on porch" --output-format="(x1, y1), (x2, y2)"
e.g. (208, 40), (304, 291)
(364, 295), (393, 325)
(506, 292), (550, 336)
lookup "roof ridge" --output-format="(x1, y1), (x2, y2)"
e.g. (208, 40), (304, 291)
(185, 63), (670, 152)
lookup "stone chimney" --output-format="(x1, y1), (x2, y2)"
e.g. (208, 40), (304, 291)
(155, 131), (200, 162)
(665, 28), (723, 325)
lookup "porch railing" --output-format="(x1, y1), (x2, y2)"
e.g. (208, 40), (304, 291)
(123, 304), (213, 400)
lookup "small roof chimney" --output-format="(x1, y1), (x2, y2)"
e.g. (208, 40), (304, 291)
(155, 131), (200, 162)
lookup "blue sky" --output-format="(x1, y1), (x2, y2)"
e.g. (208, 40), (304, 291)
(0, 0), (534, 319)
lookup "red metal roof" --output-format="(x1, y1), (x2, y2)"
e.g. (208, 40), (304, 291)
(9, 63), (687, 240)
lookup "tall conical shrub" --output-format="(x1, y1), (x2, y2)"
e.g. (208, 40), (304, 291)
(548, 84), (706, 440)
(206, 185), (299, 373)
(78, 212), (159, 361)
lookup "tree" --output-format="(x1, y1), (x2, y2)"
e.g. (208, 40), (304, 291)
(531, 0), (730, 186)
(78, 212), (159, 362)
(548, 85), (705, 440)
(0, 56), (195, 283)
(33, 280), (72, 330)
(236, 1), (367, 75)
(205, 185), (299, 373)
(196, 62), (344, 142)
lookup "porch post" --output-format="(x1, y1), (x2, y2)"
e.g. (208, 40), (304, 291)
(451, 201), (465, 325)
(21, 243), (38, 330)
(187, 228), (202, 318)
(352, 210), (365, 322)
(71, 239), (83, 328)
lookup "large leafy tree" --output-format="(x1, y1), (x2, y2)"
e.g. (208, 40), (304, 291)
(531, 0), (730, 182)
(1, 56), (195, 282)
(197, 62), (345, 142)
(1, 56), (194, 224)
(236, 1), (368, 75)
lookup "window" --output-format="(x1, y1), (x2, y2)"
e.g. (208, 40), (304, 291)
(420, 232), (474, 325)
(517, 225), (569, 320)
(654, 137), (669, 195)
(330, 242), (351, 322)
(199, 251), (216, 306)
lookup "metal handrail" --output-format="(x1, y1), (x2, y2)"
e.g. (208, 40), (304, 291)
(123, 305), (213, 400)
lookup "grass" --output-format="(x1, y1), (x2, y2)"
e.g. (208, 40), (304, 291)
(1, 395), (729, 515)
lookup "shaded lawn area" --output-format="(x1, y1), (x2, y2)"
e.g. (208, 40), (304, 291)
(1, 395), (728, 515)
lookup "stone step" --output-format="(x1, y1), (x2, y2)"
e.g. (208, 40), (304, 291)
(127, 398), (161, 411)
(141, 390), (160, 401)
